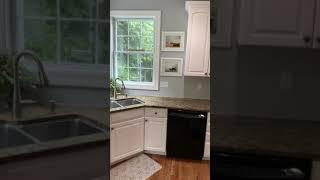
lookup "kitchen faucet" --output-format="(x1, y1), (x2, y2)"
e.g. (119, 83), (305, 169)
(114, 78), (127, 99)
(12, 50), (50, 121)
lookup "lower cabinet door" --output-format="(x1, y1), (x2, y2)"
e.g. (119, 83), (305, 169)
(144, 117), (167, 153)
(111, 118), (144, 163)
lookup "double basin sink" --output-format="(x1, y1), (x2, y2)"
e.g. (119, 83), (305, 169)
(0, 98), (142, 151)
(0, 114), (106, 150)
(110, 98), (144, 109)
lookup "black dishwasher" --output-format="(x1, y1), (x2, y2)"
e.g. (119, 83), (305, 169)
(166, 109), (207, 160)
(213, 152), (312, 180)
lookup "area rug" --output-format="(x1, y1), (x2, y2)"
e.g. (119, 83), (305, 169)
(110, 154), (162, 180)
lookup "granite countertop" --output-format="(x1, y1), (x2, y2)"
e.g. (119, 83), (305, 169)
(110, 96), (210, 113)
(213, 115), (320, 160)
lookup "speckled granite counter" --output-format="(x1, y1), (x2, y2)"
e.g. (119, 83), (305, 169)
(110, 96), (210, 113)
(213, 115), (320, 160)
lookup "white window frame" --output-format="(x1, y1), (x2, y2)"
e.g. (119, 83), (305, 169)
(15, 0), (109, 88)
(110, 10), (161, 90)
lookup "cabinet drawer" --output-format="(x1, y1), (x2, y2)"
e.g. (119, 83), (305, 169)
(145, 108), (168, 118)
(111, 108), (144, 124)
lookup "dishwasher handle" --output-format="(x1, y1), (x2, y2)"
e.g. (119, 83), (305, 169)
(168, 111), (206, 119)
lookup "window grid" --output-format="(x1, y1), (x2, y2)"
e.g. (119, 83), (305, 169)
(21, 0), (108, 64)
(114, 18), (154, 83)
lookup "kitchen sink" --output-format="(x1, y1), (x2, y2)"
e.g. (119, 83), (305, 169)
(110, 101), (121, 108)
(114, 98), (144, 107)
(20, 115), (106, 142)
(0, 124), (36, 148)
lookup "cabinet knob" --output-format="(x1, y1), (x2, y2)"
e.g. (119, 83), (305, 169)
(154, 112), (157, 115)
(304, 36), (311, 43)
(205, 73), (208, 75)
(145, 119), (148, 122)
(111, 127), (114, 130)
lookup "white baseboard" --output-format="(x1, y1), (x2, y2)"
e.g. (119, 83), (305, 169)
(203, 157), (210, 160)
(144, 150), (166, 156)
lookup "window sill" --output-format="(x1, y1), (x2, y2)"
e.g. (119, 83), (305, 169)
(44, 63), (109, 88)
(125, 85), (159, 91)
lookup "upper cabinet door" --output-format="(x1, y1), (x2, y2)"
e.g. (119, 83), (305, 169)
(212, 0), (233, 48)
(239, 0), (315, 47)
(313, 0), (320, 48)
(185, 1), (210, 77)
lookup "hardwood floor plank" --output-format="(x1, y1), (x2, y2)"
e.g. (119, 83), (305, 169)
(147, 154), (210, 180)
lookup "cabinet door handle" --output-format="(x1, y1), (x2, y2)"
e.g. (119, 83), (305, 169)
(304, 36), (311, 43)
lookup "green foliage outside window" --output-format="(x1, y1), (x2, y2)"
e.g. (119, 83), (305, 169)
(23, 0), (108, 64)
(115, 19), (154, 83)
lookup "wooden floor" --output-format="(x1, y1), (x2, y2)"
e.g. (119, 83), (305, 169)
(147, 154), (210, 180)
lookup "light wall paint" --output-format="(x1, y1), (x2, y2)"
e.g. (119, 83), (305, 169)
(111, 0), (210, 100)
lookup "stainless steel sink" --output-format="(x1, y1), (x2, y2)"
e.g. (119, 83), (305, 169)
(20, 115), (106, 142)
(0, 124), (36, 148)
(114, 98), (144, 107)
(110, 101), (121, 108)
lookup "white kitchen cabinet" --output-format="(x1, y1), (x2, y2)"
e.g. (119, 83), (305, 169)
(313, 0), (320, 48)
(239, 0), (315, 47)
(111, 109), (145, 164)
(203, 112), (210, 159)
(144, 117), (167, 154)
(144, 108), (167, 155)
(185, 1), (210, 77)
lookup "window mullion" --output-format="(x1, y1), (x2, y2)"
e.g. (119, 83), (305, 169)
(139, 21), (142, 82)
(56, 0), (61, 64)
(17, 0), (24, 52)
(127, 51), (129, 80)
(94, 0), (99, 64)
(114, 19), (118, 77)
(127, 20), (130, 80)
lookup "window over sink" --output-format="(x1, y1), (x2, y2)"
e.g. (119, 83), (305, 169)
(17, 0), (108, 64)
(110, 11), (161, 90)
(15, 0), (109, 88)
